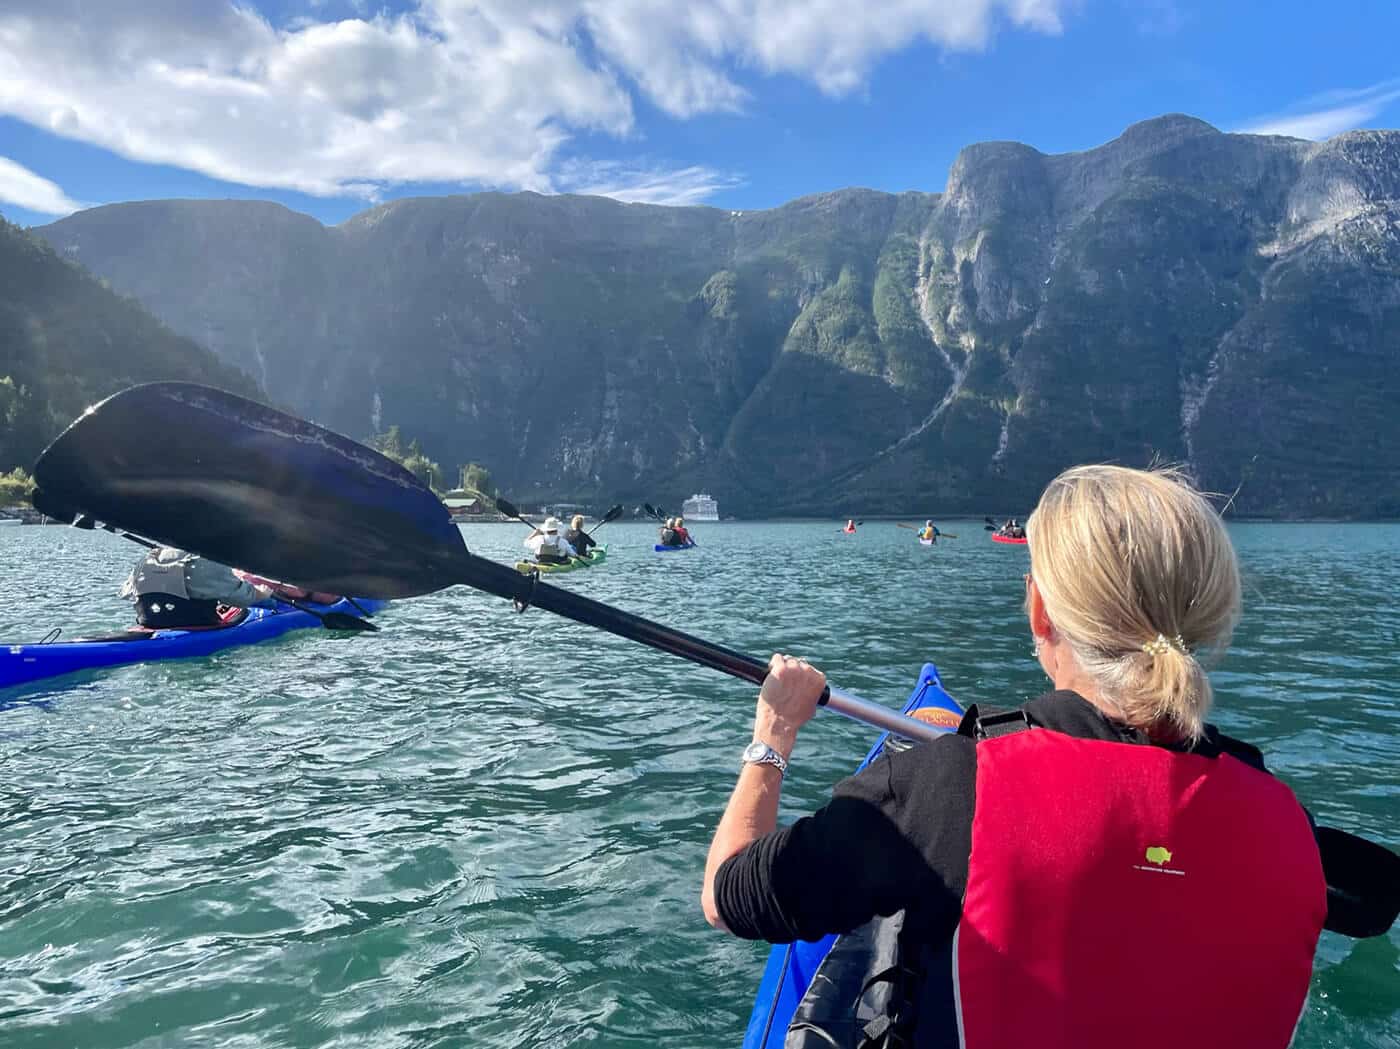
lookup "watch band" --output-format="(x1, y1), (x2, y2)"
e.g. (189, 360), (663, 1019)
(742, 740), (788, 776)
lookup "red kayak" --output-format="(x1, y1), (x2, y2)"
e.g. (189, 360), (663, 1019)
(991, 533), (1028, 545)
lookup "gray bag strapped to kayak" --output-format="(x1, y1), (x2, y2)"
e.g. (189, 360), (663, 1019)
(122, 549), (223, 629)
(784, 910), (920, 1049)
(124, 550), (193, 600)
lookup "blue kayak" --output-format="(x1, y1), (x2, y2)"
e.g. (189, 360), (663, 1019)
(742, 663), (965, 1049)
(1, 598), (385, 691)
(654, 542), (696, 552)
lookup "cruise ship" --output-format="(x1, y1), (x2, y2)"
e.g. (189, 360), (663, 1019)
(681, 493), (720, 521)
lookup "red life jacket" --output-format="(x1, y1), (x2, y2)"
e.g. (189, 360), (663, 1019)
(954, 727), (1326, 1049)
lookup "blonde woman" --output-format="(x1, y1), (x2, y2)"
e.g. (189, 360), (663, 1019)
(703, 465), (1399, 1049)
(564, 514), (596, 558)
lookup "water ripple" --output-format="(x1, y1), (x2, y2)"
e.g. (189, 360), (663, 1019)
(1, 521), (1397, 1046)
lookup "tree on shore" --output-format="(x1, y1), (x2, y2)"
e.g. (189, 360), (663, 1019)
(458, 461), (496, 498)
(0, 466), (35, 505)
(370, 426), (446, 493)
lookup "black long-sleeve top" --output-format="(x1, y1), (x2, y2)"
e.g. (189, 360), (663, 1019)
(716, 690), (1397, 945)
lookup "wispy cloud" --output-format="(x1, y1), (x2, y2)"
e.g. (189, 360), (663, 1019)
(0, 155), (86, 216)
(0, 1), (1073, 200)
(1239, 77), (1400, 140)
(557, 161), (743, 206)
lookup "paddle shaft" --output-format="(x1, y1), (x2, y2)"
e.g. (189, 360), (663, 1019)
(585, 506), (622, 537)
(452, 550), (949, 744)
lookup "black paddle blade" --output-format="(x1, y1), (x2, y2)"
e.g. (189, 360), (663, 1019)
(495, 495), (522, 519)
(600, 504), (623, 524)
(319, 612), (380, 633)
(31, 486), (81, 524)
(31, 383), (468, 599)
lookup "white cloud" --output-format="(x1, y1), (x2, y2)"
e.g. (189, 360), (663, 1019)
(1239, 78), (1400, 141)
(585, 0), (1069, 115)
(0, 0), (1071, 203)
(0, 1), (632, 198)
(0, 155), (86, 216)
(556, 160), (743, 205)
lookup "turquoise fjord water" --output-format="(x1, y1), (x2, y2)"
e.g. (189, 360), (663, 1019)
(1, 521), (1397, 1048)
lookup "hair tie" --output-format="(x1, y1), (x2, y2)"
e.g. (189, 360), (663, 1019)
(1142, 633), (1188, 658)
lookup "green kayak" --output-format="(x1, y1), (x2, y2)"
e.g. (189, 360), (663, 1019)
(514, 545), (608, 575)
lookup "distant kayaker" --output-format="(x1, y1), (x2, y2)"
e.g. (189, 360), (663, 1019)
(524, 517), (576, 565)
(999, 517), (1025, 539)
(919, 520), (938, 541)
(673, 517), (692, 545)
(703, 464), (1398, 1048)
(843, 519), (856, 533)
(121, 547), (277, 629)
(659, 518), (681, 547)
(565, 515), (597, 558)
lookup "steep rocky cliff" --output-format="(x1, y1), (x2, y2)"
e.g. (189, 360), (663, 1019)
(0, 216), (259, 473)
(38, 115), (1400, 516)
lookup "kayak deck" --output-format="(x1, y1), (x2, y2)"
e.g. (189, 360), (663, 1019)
(742, 663), (964, 1049)
(654, 542), (696, 552)
(514, 545), (608, 575)
(1, 597), (385, 691)
(991, 534), (1027, 545)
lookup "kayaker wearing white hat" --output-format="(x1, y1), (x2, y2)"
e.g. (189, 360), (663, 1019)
(702, 464), (1399, 1049)
(524, 517), (576, 566)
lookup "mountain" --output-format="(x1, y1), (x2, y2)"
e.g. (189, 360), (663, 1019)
(0, 215), (260, 475)
(37, 115), (1400, 517)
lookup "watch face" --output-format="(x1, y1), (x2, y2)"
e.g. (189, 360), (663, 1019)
(742, 741), (768, 762)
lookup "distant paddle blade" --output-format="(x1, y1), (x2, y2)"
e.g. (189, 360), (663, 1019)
(31, 383), (467, 599)
(601, 504), (623, 524)
(495, 495), (521, 519)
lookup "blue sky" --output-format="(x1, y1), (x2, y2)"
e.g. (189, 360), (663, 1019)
(1, 0), (1397, 228)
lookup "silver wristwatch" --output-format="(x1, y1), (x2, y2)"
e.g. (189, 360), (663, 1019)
(742, 740), (788, 776)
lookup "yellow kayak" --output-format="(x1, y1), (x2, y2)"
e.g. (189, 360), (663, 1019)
(514, 546), (608, 575)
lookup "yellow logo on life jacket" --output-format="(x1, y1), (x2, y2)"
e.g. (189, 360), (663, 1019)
(1145, 846), (1172, 865)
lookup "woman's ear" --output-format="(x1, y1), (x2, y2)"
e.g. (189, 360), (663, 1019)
(1028, 578), (1056, 644)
